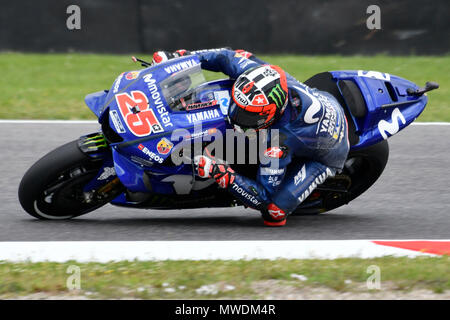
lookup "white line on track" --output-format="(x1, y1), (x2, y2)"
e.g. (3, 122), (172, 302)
(0, 240), (443, 262)
(0, 119), (449, 125)
(0, 120), (98, 124)
(411, 122), (450, 126)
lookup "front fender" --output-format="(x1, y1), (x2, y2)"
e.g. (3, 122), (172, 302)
(85, 90), (108, 120)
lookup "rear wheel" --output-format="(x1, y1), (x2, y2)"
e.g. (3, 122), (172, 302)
(291, 140), (389, 215)
(18, 140), (122, 219)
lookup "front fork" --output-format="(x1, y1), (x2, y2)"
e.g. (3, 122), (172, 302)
(77, 132), (124, 203)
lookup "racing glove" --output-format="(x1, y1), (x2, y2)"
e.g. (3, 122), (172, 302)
(194, 155), (235, 189)
(151, 49), (190, 65)
(234, 49), (254, 59)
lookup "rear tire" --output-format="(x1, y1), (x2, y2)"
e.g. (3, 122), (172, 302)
(291, 140), (389, 215)
(18, 140), (116, 219)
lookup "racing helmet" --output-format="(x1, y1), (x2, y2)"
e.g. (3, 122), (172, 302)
(228, 65), (288, 131)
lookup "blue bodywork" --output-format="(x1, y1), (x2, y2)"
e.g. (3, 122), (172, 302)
(82, 56), (429, 207)
(329, 70), (427, 149)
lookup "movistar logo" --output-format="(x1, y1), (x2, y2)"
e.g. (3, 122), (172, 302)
(267, 84), (286, 107)
(294, 86), (321, 124)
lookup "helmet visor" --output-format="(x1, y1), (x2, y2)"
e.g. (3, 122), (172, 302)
(228, 100), (273, 130)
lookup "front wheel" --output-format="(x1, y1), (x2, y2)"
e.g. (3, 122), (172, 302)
(18, 140), (122, 220)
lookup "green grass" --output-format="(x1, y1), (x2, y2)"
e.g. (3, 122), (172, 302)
(0, 256), (448, 299)
(0, 53), (448, 121)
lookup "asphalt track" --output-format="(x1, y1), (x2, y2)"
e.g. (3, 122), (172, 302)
(0, 122), (449, 241)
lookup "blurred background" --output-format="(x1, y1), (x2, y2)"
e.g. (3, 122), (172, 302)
(1, 0), (448, 121)
(1, 0), (448, 55)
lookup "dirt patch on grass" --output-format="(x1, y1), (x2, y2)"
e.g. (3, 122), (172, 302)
(3, 281), (449, 300)
(251, 280), (450, 300)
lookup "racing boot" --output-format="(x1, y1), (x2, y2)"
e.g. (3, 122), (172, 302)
(261, 203), (287, 227)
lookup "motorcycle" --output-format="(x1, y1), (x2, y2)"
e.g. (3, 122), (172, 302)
(18, 55), (438, 219)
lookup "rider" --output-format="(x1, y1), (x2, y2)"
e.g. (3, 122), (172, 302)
(152, 48), (350, 227)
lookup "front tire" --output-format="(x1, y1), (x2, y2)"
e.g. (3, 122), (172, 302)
(18, 140), (117, 219)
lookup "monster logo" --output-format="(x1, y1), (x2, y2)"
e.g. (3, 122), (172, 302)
(267, 84), (286, 107)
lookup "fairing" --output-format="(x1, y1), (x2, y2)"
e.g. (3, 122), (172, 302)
(82, 60), (430, 207)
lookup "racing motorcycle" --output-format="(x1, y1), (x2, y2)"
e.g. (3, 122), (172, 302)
(18, 55), (438, 219)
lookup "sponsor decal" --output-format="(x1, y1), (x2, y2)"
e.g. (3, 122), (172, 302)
(264, 146), (283, 159)
(109, 110), (126, 133)
(214, 90), (230, 115)
(260, 167), (285, 175)
(294, 86), (321, 124)
(184, 128), (217, 140)
(191, 48), (228, 54)
(294, 164), (306, 186)
(268, 176), (281, 187)
(142, 74), (173, 128)
(267, 84), (286, 107)
(357, 70), (390, 81)
(125, 71), (140, 80)
(378, 107), (406, 139)
(304, 100), (321, 124)
(231, 183), (261, 207)
(298, 85), (343, 140)
(98, 167), (116, 180)
(138, 143), (164, 164)
(186, 100), (218, 111)
(237, 56), (253, 69)
(163, 58), (199, 74)
(235, 50), (253, 59)
(298, 168), (334, 202)
(156, 137), (173, 155)
(262, 67), (278, 78)
(233, 89), (249, 106)
(186, 109), (221, 123)
(115, 90), (164, 137)
(81, 134), (108, 149)
(317, 94), (339, 139)
(268, 208), (285, 219)
(113, 72), (124, 93)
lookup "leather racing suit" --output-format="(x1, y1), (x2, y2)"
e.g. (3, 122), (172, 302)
(192, 48), (350, 224)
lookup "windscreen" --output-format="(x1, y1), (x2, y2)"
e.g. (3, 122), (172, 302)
(160, 63), (207, 111)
